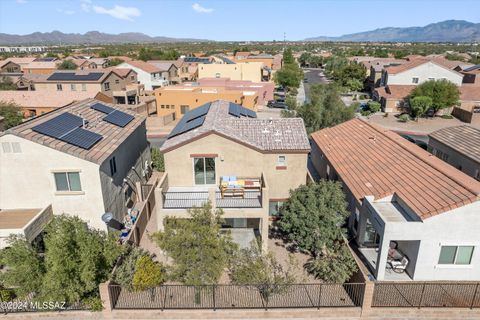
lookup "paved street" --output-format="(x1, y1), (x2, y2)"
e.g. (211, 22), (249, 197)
(302, 68), (329, 103)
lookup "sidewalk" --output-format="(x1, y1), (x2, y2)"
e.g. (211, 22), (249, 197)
(296, 81), (306, 106)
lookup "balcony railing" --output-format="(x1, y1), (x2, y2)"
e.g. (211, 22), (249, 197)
(162, 191), (209, 209)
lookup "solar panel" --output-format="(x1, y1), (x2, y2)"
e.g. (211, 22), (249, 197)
(91, 102), (115, 114)
(103, 110), (134, 127)
(47, 72), (104, 81)
(183, 102), (211, 122)
(32, 112), (84, 138)
(168, 115), (206, 138)
(228, 102), (257, 118)
(60, 127), (102, 150)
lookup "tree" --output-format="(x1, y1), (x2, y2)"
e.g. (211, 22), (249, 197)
(109, 58), (124, 66)
(0, 235), (45, 298)
(409, 79), (460, 114)
(278, 181), (350, 258)
(278, 181), (358, 283)
(57, 60), (78, 70)
(0, 76), (17, 90)
(151, 147), (165, 172)
(230, 244), (295, 301)
(0, 215), (123, 306)
(346, 79), (363, 92)
(304, 242), (358, 283)
(273, 63), (303, 89)
(132, 255), (165, 291)
(367, 101), (381, 113)
(283, 48), (295, 65)
(0, 101), (23, 129)
(151, 202), (237, 286)
(112, 246), (149, 291)
(409, 96), (432, 119)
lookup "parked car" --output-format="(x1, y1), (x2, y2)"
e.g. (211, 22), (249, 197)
(267, 101), (287, 109)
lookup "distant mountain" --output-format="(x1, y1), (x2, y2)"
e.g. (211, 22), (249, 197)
(0, 31), (209, 45)
(305, 20), (480, 42)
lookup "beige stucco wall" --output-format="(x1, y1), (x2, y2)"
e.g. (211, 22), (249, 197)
(386, 62), (463, 86)
(163, 133), (308, 199)
(0, 134), (107, 230)
(198, 62), (263, 82)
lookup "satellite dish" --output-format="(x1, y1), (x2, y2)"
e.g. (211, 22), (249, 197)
(102, 212), (113, 223)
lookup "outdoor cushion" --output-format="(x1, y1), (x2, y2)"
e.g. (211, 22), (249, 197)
(222, 176), (230, 182)
(230, 176), (237, 181)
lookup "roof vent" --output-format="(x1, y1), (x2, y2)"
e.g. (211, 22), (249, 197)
(262, 128), (269, 134)
(368, 135), (377, 141)
(365, 182), (373, 188)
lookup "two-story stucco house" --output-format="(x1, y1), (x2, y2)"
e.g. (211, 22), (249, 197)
(311, 119), (480, 281)
(157, 100), (310, 250)
(117, 60), (168, 90)
(0, 98), (151, 232)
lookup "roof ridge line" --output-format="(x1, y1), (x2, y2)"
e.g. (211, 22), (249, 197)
(361, 119), (480, 197)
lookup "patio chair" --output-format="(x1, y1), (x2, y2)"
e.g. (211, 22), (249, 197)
(390, 256), (409, 273)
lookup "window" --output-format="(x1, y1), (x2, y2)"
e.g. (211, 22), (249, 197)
(115, 79), (120, 84)
(475, 169), (480, 181)
(438, 246), (474, 265)
(11, 142), (21, 153)
(54, 172), (82, 192)
(56, 83), (63, 91)
(193, 157), (216, 184)
(104, 82), (110, 91)
(181, 105), (190, 114)
(277, 155), (286, 166)
(161, 105), (165, 109)
(109, 157), (117, 176)
(70, 84), (76, 91)
(131, 75), (135, 80)
(434, 149), (449, 162)
(215, 72), (221, 78)
(269, 201), (284, 217)
(412, 77), (419, 84)
(1, 142), (11, 153)
(428, 77), (434, 81)
(82, 83), (86, 91)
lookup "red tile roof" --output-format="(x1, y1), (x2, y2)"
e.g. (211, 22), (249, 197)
(123, 60), (161, 73)
(311, 119), (480, 220)
(375, 85), (416, 100)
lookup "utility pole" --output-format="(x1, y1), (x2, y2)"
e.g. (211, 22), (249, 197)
(283, 32), (286, 52)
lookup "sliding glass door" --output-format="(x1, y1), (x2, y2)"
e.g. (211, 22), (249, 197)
(194, 157), (216, 184)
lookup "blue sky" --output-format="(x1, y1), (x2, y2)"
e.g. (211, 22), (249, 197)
(1, 0), (479, 41)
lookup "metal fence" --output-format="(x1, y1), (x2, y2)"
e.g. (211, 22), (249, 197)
(162, 191), (210, 209)
(372, 282), (480, 308)
(0, 289), (87, 313)
(109, 283), (365, 310)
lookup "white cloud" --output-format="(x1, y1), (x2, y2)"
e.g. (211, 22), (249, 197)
(16, 0), (27, 4)
(92, 5), (141, 21)
(192, 3), (213, 13)
(57, 8), (76, 15)
(80, 0), (92, 12)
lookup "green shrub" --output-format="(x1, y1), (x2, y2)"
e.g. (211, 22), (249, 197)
(367, 101), (381, 113)
(0, 287), (16, 301)
(132, 255), (165, 291)
(360, 110), (371, 117)
(112, 246), (149, 291)
(398, 114), (409, 122)
(151, 148), (165, 172)
(440, 114), (453, 119)
(83, 296), (103, 311)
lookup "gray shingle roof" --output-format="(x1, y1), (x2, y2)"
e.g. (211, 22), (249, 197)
(429, 125), (480, 164)
(161, 100), (310, 153)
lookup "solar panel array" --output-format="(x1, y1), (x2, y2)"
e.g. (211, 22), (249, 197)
(228, 102), (257, 118)
(219, 56), (235, 64)
(32, 112), (102, 150)
(90, 102), (134, 128)
(168, 102), (211, 138)
(33, 57), (57, 62)
(183, 57), (211, 64)
(47, 72), (104, 81)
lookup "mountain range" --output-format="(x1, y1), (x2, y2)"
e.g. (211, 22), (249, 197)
(0, 31), (208, 45)
(304, 20), (480, 42)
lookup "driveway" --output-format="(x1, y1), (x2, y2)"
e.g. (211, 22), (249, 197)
(302, 68), (329, 103)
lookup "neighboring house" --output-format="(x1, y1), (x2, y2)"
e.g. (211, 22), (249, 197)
(462, 65), (480, 85)
(147, 60), (179, 84)
(198, 62), (264, 82)
(180, 57), (212, 81)
(0, 98), (151, 231)
(311, 119), (480, 281)
(0, 60), (22, 73)
(0, 116), (4, 131)
(23, 61), (59, 75)
(32, 70), (131, 97)
(0, 90), (100, 117)
(373, 85), (416, 112)
(0, 46), (46, 53)
(234, 51), (251, 60)
(158, 100), (310, 250)
(428, 126), (480, 180)
(381, 59), (464, 87)
(1, 57), (36, 71)
(117, 60), (167, 90)
(154, 84), (259, 119)
(367, 59), (407, 91)
(452, 85), (480, 124)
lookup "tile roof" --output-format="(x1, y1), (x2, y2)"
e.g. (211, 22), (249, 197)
(5, 57), (36, 65)
(122, 60), (161, 74)
(147, 60), (178, 71)
(311, 119), (480, 220)
(0, 91), (97, 108)
(24, 61), (59, 69)
(375, 85), (416, 100)
(460, 85), (480, 101)
(4, 98), (145, 164)
(429, 126), (480, 164)
(161, 100), (310, 153)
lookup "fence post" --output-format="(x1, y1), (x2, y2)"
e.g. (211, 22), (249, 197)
(418, 283), (426, 309)
(162, 285), (167, 311)
(471, 283), (479, 309)
(317, 284), (323, 309)
(99, 281), (113, 311)
(360, 281), (374, 317)
(213, 285), (216, 311)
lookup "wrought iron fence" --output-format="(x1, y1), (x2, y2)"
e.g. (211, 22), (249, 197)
(0, 289), (88, 313)
(215, 191), (262, 208)
(162, 191), (209, 209)
(372, 282), (480, 308)
(108, 283), (365, 310)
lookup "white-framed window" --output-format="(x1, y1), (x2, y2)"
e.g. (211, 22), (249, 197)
(428, 77), (434, 81)
(56, 83), (63, 91)
(215, 72), (221, 78)
(54, 172), (82, 192)
(71, 84), (76, 91)
(82, 83), (87, 91)
(438, 245), (474, 265)
(181, 105), (190, 114)
(11, 142), (21, 153)
(277, 155), (286, 166)
(269, 201), (285, 217)
(104, 82), (110, 91)
(412, 77), (419, 84)
(193, 157), (216, 185)
(115, 79), (119, 84)
(1, 142), (11, 153)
